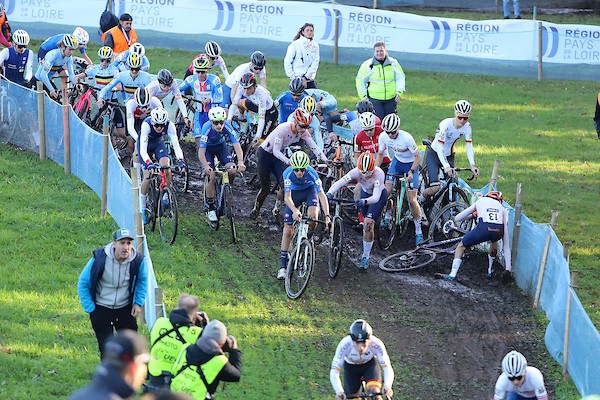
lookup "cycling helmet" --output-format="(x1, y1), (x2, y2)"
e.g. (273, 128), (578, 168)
(151, 108), (169, 125)
(127, 53), (143, 69)
(0, 4), (3, 14)
(250, 50), (266, 69)
(12, 30), (30, 46)
(130, 42), (146, 57)
(157, 69), (174, 86)
(98, 46), (114, 60)
(356, 99), (374, 114)
(72, 27), (89, 45)
(208, 107), (227, 122)
(358, 112), (376, 130)
(289, 151), (310, 170)
(292, 108), (312, 127)
(299, 96), (316, 115)
(356, 152), (375, 174)
(134, 87), (151, 107)
(485, 190), (504, 203)
(289, 77), (305, 95)
(61, 34), (78, 49)
(454, 99), (472, 115)
(501, 351), (527, 379)
(349, 319), (372, 342)
(193, 54), (211, 71)
(240, 72), (257, 89)
(381, 113), (401, 133)
(205, 41), (222, 58)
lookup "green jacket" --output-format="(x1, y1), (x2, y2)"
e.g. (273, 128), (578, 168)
(355, 55), (405, 101)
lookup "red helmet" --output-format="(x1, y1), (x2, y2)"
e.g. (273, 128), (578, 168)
(357, 152), (375, 174)
(486, 190), (504, 202)
(293, 108), (312, 126)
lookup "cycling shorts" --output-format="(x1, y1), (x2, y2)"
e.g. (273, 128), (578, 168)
(205, 142), (233, 169)
(138, 139), (168, 168)
(342, 358), (382, 395)
(257, 147), (286, 187)
(462, 220), (503, 248)
(425, 149), (454, 186)
(387, 159), (419, 189)
(283, 186), (318, 224)
(358, 187), (388, 221)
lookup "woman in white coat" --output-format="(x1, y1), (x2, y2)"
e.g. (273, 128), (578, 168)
(284, 23), (320, 89)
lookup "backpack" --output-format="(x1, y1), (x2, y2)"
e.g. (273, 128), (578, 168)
(99, 0), (119, 34)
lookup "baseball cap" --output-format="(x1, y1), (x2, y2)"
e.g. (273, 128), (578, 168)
(200, 320), (227, 345)
(103, 330), (150, 367)
(113, 228), (134, 241)
(120, 13), (133, 22)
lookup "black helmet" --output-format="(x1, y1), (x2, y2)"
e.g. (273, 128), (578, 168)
(289, 77), (305, 95)
(157, 69), (174, 86)
(240, 72), (257, 89)
(356, 99), (374, 114)
(250, 51), (266, 69)
(349, 319), (372, 342)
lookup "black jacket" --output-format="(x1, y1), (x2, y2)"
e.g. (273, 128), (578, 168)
(68, 364), (135, 400)
(186, 336), (242, 395)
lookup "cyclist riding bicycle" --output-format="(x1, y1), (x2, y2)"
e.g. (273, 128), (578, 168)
(139, 107), (186, 223)
(330, 319), (394, 400)
(277, 150), (330, 280)
(326, 152), (387, 270)
(421, 99), (480, 203)
(437, 190), (512, 282)
(146, 68), (189, 127)
(0, 29), (34, 88)
(222, 50), (267, 109)
(126, 86), (162, 142)
(111, 42), (150, 72)
(287, 95), (323, 152)
(184, 41), (230, 80)
(31, 34), (79, 99)
(493, 350), (548, 400)
(38, 27), (92, 66)
(197, 106), (246, 223)
(178, 54), (223, 136)
(354, 112), (388, 169)
(376, 113), (424, 247)
(348, 99), (381, 137)
(75, 46), (119, 93)
(275, 77), (306, 124)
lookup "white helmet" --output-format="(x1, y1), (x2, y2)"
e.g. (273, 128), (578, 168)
(0, 4), (4, 14)
(134, 87), (151, 107)
(381, 113), (401, 133)
(454, 99), (472, 115)
(358, 112), (376, 130)
(208, 107), (227, 122)
(72, 27), (89, 45)
(61, 34), (78, 49)
(127, 53), (143, 69)
(12, 30), (30, 46)
(151, 108), (169, 125)
(204, 41), (221, 58)
(130, 42), (145, 57)
(501, 351), (527, 378)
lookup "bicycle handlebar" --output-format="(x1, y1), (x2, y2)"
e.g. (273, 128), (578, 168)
(328, 197), (355, 206)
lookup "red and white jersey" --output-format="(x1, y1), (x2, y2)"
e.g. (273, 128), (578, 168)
(493, 367), (548, 400)
(355, 127), (390, 164)
(378, 130), (419, 164)
(456, 196), (505, 225)
(327, 167), (385, 205)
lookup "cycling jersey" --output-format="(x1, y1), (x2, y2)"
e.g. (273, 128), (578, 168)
(231, 85), (275, 139)
(34, 48), (76, 91)
(378, 130), (419, 164)
(305, 88), (337, 115)
(178, 73), (223, 113)
(276, 91), (305, 124)
(139, 117), (183, 165)
(431, 117), (475, 169)
(285, 111), (323, 151)
(349, 113), (380, 136)
(283, 165), (322, 193)
(188, 54), (229, 79)
(0, 47), (34, 85)
(327, 167), (386, 205)
(146, 79), (187, 118)
(225, 62), (267, 88)
(197, 120), (238, 148)
(330, 335), (394, 396)
(355, 127), (390, 163)
(493, 366), (548, 400)
(83, 63), (119, 90)
(111, 50), (150, 72)
(98, 69), (152, 102)
(38, 33), (87, 60)
(260, 122), (324, 164)
(125, 96), (162, 141)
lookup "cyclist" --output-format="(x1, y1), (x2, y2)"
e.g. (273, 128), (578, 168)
(139, 107), (186, 221)
(227, 72), (278, 145)
(126, 86), (162, 144)
(197, 107), (246, 223)
(330, 319), (394, 400)
(493, 350), (548, 400)
(326, 152), (387, 270)
(287, 95), (324, 152)
(111, 42), (150, 72)
(277, 150), (330, 280)
(421, 99), (480, 202)
(179, 54), (223, 137)
(222, 50), (267, 108)
(146, 68), (189, 127)
(76, 46), (119, 92)
(31, 34), (79, 99)
(0, 29), (34, 87)
(184, 41), (230, 80)
(354, 112), (388, 170)
(376, 113), (424, 247)
(275, 77), (306, 124)
(250, 108), (326, 219)
(97, 52), (152, 107)
(437, 190), (512, 282)
(38, 27), (92, 66)
(348, 99), (381, 136)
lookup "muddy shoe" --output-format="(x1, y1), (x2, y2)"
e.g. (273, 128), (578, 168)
(415, 233), (424, 247)
(435, 273), (455, 281)
(277, 268), (286, 280)
(250, 207), (259, 219)
(501, 270), (514, 285)
(358, 257), (369, 270)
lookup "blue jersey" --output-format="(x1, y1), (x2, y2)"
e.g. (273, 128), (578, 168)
(142, 116), (174, 141)
(98, 69), (152, 102)
(197, 120), (238, 148)
(40, 33), (87, 55)
(2, 47), (33, 85)
(178, 73), (223, 113)
(84, 63), (120, 91)
(34, 48), (76, 91)
(276, 91), (305, 124)
(283, 165), (323, 193)
(305, 88), (337, 114)
(111, 50), (151, 72)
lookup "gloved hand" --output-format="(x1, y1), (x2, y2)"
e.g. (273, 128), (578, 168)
(443, 219), (455, 234)
(177, 159), (186, 170)
(326, 192), (333, 200)
(355, 199), (366, 208)
(144, 160), (155, 170)
(443, 166), (454, 175)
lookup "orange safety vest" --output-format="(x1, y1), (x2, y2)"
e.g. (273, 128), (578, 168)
(101, 25), (138, 54)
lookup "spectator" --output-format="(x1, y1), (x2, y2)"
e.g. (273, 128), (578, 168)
(0, 29), (34, 87)
(77, 228), (147, 359)
(503, 0), (521, 19)
(0, 3), (11, 49)
(68, 329), (151, 400)
(355, 41), (405, 120)
(284, 23), (320, 89)
(594, 92), (600, 139)
(102, 13), (138, 55)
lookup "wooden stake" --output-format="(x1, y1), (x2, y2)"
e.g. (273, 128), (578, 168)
(533, 210), (559, 308)
(511, 183), (523, 266)
(563, 266), (576, 380)
(36, 81), (46, 160)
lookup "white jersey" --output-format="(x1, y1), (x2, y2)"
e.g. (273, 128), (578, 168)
(431, 117), (474, 169)
(211, 55), (229, 79)
(493, 366), (548, 400)
(260, 122), (323, 164)
(378, 130), (419, 163)
(225, 62), (267, 88)
(327, 167), (385, 205)
(232, 84), (274, 118)
(125, 96), (162, 141)
(145, 79), (187, 118)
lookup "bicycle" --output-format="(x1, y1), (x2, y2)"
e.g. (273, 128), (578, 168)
(319, 139), (358, 224)
(202, 164), (237, 243)
(90, 98), (131, 163)
(145, 165), (179, 245)
(376, 173), (414, 251)
(164, 134), (189, 193)
(231, 114), (259, 186)
(172, 95), (195, 142)
(327, 197), (355, 278)
(378, 202), (473, 272)
(73, 82), (99, 126)
(0, 83), (18, 137)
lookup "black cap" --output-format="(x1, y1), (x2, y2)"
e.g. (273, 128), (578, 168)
(120, 13), (133, 22)
(103, 330), (150, 367)
(113, 228), (134, 241)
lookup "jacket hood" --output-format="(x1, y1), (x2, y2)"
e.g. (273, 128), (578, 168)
(187, 336), (224, 365)
(169, 308), (194, 326)
(94, 364), (135, 398)
(104, 242), (137, 263)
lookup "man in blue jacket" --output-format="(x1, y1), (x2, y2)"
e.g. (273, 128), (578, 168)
(77, 228), (147, 358)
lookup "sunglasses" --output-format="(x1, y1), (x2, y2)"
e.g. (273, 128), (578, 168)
(16, 45), (28, 49)
(364, 128), (375, 132)
(212, 120), (224, 125)
(209, 56), (218, 61)
(196, 70), (208, 74)
(130, 67), (141, 72)
(508, 375), (523, 381)
(253, 66), (263, 71)
(457, 115), (469, 121)
(292, 167), (306, 172)
(153, 123), (166, 129)
(297, 124), (309, 129)
(100, 58), (111, 63)
(291, 93), (303, 97)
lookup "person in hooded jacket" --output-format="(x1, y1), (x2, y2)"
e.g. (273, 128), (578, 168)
(170, 320), (241, 399)
(77, 228), (147, 359)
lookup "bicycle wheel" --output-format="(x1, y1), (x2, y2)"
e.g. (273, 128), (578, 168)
(379, 248), (436, 272)
(145, 180), (158, 232)
(171, 156), (189, 193)
(441, 185), (470, 209)
(328, 216), (344, 278)
(376, 196), (397, 251)
(428, 202), (472, 251)
(339, 185), (358, 224)
(158, 186), (178, 245)
(396, 191), (412, 239)
(285, 237), (314, 299)
(223, 184), (237, 243)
